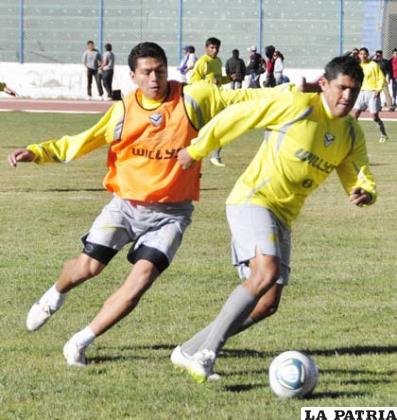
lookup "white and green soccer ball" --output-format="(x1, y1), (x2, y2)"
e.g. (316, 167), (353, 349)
(268, 350), (318, 398)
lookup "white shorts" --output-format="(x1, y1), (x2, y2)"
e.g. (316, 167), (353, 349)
(83, 195), (193, 270)
(353, 90), (381, 114)
(226, 204), (291, 285)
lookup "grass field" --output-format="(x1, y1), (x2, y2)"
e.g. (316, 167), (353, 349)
(0, 111), (396, 419)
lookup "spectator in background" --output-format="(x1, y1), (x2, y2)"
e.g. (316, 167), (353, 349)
(190, 37), (230, 167)
(353, 47), (388, 143)
(246, 46), (263, 88)
(372, 50), (392, 111)
(350, 48), (360, 60)
(389, 48), (397, 110)
(101, 43), (115, 101)
(178, 46), (197, 83)
(263, 45), (276, 87)
(225, 49), (246, 89)
(273, 50), (284, 85)
(0, 82), (17, 96)
(82, 40), (103, 100)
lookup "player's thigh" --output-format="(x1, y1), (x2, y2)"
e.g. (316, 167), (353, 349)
(226, 205), (291, 285)
(127, 208), (192, 274)
(368, 92), (381, 114)
(83, 196), (134, 264)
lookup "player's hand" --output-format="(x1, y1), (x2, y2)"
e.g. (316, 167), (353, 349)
(177, 148), (195, 170)
(298, 76), (322, 93)
(8, 148), (35, 167)
(349, 187), (372, 206)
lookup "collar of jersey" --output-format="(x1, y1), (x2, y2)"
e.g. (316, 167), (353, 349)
(320, 93), (336, 120)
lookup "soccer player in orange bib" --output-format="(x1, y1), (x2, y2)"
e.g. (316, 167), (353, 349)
(8, 42), (283, 367)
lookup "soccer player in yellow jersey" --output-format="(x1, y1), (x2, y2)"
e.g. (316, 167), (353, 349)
(7, 42), (285, 368)
(189, 37), (230, 167)
(171, 55), (377, 383)
(352, 47), (388, 143)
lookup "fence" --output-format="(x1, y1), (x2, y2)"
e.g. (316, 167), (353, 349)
(0, 0), (390, 69)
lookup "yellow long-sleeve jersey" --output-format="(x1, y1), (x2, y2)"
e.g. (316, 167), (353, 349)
(26, 80), (291, 164)
(360, 60), (386, 91)
(189, 55), (230, 85)
(187, 90), (377, 227)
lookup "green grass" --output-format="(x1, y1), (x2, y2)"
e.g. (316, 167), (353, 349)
(0, 111), (396, 419)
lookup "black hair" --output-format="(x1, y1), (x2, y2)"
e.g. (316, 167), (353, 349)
(359, 47), (369, 54)
(232, 49), (239, 57)
(205, 37), (221, 47)
(324, 55), (364, 85)
(264, 45), (276, 60)
(275, 50), (284, 60)
(128, 42), (167, 71)
(105, 43), (112, 51)
(188, 45), (195, 53)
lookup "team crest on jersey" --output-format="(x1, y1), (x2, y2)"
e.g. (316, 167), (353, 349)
(324, 132), (335, 147)
(149, 112), (163, 127)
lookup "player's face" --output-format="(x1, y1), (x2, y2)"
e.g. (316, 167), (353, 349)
(131, 57), (168, 100)
(206, 44), (220, 58)
(319, 74), (361, 118)
(358, 49), (369, 63)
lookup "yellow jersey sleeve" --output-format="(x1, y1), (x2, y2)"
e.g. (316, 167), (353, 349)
(183, 82), (291, 130)
(187, 91), (299, 160)
(27, 101), (125, 164)
(336, 121), (377, 204)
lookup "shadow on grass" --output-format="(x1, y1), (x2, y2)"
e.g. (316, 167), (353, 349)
(91, 343), (397, 363)
(220, 344), (397, 359)
(6, 188), (105, 193)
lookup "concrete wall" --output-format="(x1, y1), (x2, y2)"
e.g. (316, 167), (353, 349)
(0, 62), (322, 99)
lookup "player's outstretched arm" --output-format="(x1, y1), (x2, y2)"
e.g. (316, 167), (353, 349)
(349, 187), (372, 207)
(177, 148), (196, 170)
(8, 148), (35, 167)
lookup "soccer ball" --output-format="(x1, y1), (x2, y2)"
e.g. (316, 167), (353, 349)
(268, 351), (318, 398)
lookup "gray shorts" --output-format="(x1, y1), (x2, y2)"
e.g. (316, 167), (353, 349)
(84, 195), (193, 269)
(226, 204), (291, 285)
(353, 90), (381, 114)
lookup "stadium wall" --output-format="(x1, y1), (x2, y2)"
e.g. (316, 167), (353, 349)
(0, 62), (322, 99)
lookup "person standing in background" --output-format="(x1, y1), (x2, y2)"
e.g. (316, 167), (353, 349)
(372, 50), (392, 111)
(352, 47), (389, 143)
(246, 46), (264, 88)
(190, 37), (230, 167)
(225, 49), (246, 89)
(82, 40), (103, 100)
(178, 46), (197, 83)
(101, 43), (115, 101)
(273, 50), (285, 85)
(389, 48), (397, 110)
(263, 45), (276, 87)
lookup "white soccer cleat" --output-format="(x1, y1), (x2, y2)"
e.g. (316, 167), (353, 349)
(26, 298), (61, 331)
(188, 349), (217, 383)
(379, 135), (388, 143)
(171, 346), (220, 381)
(63, 338), (87, 367)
